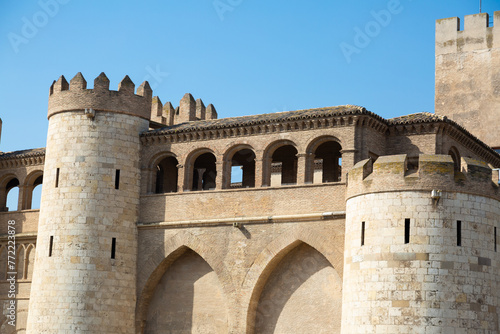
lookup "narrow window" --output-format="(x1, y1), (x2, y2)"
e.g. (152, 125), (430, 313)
(111, 237), (116, 259)
(404, 218), (410, 244)
(55, 168), (60, 188)
(494, 227), (497, 252)
(361, 221), (365, 246)
(457, 220), (462, 246)
(49, 236), (54, 257)
(115, 170), (120, 190)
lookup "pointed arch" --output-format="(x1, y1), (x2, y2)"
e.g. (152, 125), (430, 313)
(25, 244), (36, 280)
(16, 244), (25, 280)
(242, 228), (343, 333)
(136, 231), (232, 333)
(448, 146), (461, 172)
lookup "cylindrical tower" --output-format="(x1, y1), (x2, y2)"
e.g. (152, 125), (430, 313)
(26, 73), (152, 333)
(342, 154), (500, 333)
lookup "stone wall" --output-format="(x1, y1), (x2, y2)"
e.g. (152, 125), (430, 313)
(136, 218), (345, 333)
(342, 154), (500, 333)
(435, 12), (500, 149)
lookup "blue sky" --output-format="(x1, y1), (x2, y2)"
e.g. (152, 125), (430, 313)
(0, 0), (498, 155)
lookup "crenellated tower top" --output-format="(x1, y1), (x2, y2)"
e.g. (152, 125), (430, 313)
(48, 72), (153, 120)
(347, 154), (499, 200)
(435, 11), (500, 149)
(436, 11), (500, 54)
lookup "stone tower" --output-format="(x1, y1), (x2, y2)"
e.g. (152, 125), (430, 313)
(26, 73), (152, 333)
(435, 11), (500, 150)
(341, 154), (500, 333)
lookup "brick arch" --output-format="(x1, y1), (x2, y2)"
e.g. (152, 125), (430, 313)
(262, 139), (298, 159)
(0, 173), (21, 212)
(448, 146), (461, 172)
(147, 152), (180, 194)
(222, 143), (256, 189)
(242, 227), (343, 333)
(183, 147), (217, 191)
(22, 170), (43, 210)
(305, 135), (342, 154)
(223, 143), (256, 162)
(0, 173), (21, 189)
(25, 243), (36, 280)
(305, 135), (343, 183)
(136, 230), (233, 334)
(16, 244), (26, 280)
(148, 151), (179, 170)
(262, 140), (298, 186)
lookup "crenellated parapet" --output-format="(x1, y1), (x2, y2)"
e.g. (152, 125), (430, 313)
(436, 11), (500, 54)
(151, 93), (217, 126)
(347, 154), (499, 200)
(48, 72), (152, 120)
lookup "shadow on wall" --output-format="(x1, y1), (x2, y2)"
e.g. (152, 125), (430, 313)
(254, 243), (343, 334)
(143, 249), (228, 333)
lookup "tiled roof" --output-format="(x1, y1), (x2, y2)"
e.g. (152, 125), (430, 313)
(388, 112), (500, 159)
(144, 109), (450, 137)
(388, 112), (445, 124)
(0, 148), (46, 160)
(143, 105), (378, 136)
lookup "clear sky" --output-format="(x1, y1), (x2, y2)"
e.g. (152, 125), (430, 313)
(0, 0), (498, 155)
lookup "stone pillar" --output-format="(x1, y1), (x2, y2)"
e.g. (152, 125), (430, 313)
(313, 159), (323, 184)
(262, 156), (273, 187)
(221, 159), (231, 189)
(18, 185), (27, 211)
(340, 149), (356, 182)
(215, 161), (223, 190)
(270, 162), (282, 187)
(254, 151), (264, 187)
(296, 153), (308, 185)
(176, 164), (185, 192)
(0, 188), (7, 211)
(196, 168), (206, 190)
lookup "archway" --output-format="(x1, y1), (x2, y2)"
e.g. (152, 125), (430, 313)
(448, 146), (461, 173)
(155, 156), (179, 193)
(192, 152), (217, 191)
(313, 141), (342, 183)
(252, 243), (342, 333)
(229, 148), (256, 188)
(4, 178), (20, 211)
(143, 249), (229, 333)
(271, 145), (298, 186)
(24, 172), (43, 210)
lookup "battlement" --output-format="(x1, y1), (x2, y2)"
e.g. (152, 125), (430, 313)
(347, 154), (499, 200)
(436, 11), (500, 54)
(47, 72), (152, 120)
(151, 93), (217, 126)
